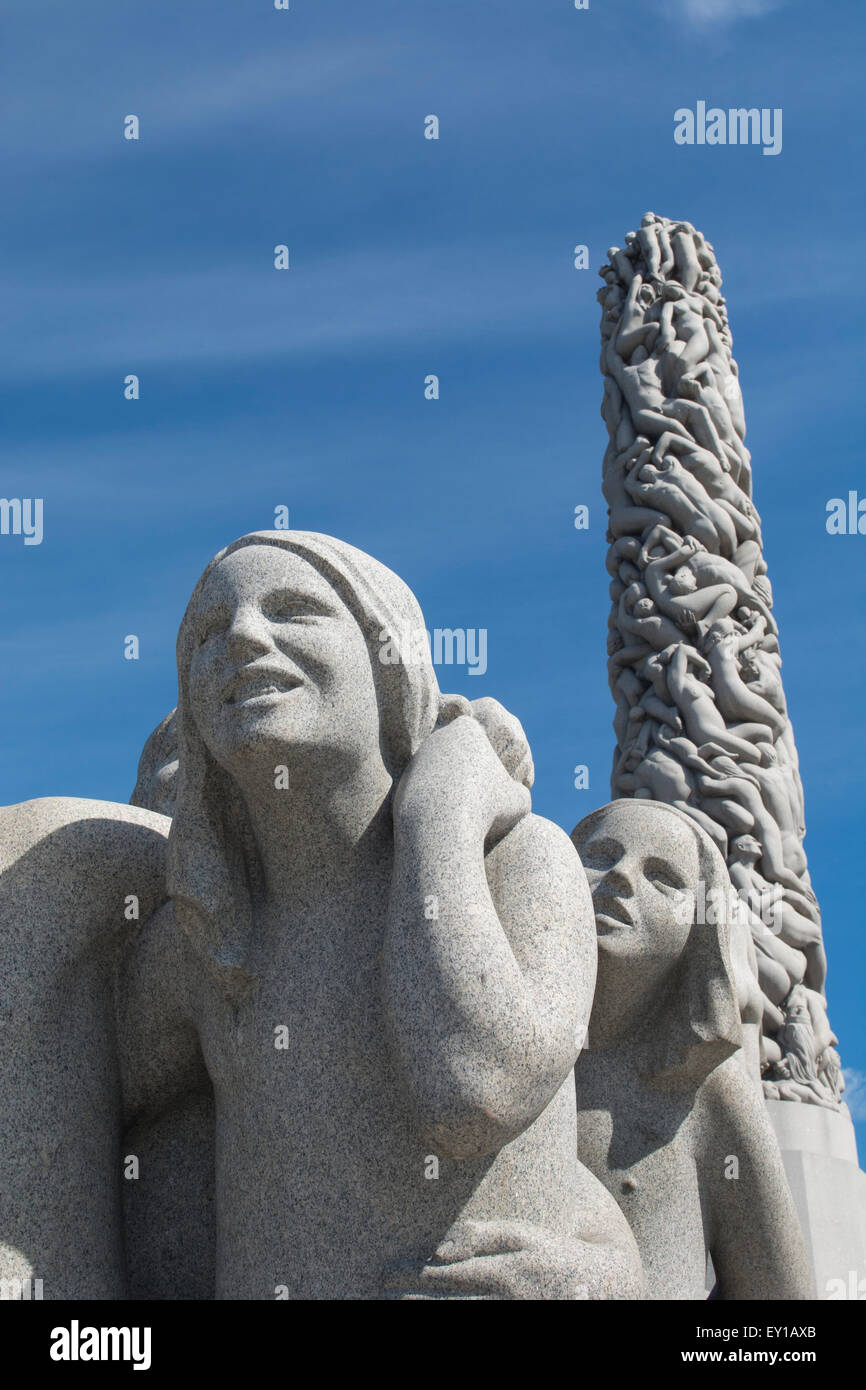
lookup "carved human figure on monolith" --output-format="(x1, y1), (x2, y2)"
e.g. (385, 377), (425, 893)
(598, 213), (839, 1103)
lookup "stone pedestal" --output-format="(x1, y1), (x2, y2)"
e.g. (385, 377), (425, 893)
(767, 1100), (866, 1299)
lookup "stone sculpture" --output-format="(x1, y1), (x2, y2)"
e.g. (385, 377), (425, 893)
(1, 530), (644, 1299)
(129, 700), (530, 823)
(130, 709), (178, 820)
(0, 798), (169, 1298)
(598, 213), (841, 1108)
(571, 799), (813, 1300)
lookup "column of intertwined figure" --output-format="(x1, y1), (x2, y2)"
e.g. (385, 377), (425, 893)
(599, 212), (842, 1109)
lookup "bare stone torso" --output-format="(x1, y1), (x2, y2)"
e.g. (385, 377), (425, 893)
(574, 1078), (708, 1301)
(187, 884), (587, 1299)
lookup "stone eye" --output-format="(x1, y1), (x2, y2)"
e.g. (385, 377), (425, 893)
(197, 614), (228, 646)
(645, 860), (683, 891)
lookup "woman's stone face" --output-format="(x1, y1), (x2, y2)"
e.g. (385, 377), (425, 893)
(186, 546), (383, 781)
(577, 803), (698, 972)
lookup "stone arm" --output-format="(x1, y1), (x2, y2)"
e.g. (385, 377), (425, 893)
(697, 768), (763, 797)
(699, 1059), (814, 1299)
(663, 643), (707, 702)
(603, 443), (670, 536)
(640, 531), (699, 573)
(115, 899), (219, 1300)
(638, 693), (681, 730)
(609, 641), (654, 671)
(606, 535), (642, 578)
(651, 431), (732, 481)
(716, 495), (760, 542)
(734, 615), (768, 654)
(655, 726), (714, 775)
(116, 899), (210, 1131)
(383, 809), (591, 1161)
(615, 276), (660, 360)
(655, 298), (677, 354)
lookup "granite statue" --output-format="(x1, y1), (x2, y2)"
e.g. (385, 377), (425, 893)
(1, 530), (644, 1300)
(598, 213), (841, 1108)
(571, 799), (813, 1300)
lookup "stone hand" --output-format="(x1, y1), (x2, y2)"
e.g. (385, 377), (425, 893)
(381, 1220), (640, 1301)
(393, 714), (531, 850)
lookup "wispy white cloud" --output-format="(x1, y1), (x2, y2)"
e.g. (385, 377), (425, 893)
(668, 0), (785, 23)
(0, 241), (587, 383)
(843, 1069), (866, 1122)
(4, 224), (852, 388)
(1, 33), (406, 162)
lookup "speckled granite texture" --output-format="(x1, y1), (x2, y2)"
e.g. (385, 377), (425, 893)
(2, 534), (643, 1300)
(572, 799), (813, 1300)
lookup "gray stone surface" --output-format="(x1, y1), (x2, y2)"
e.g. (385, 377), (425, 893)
(75, 529), (642, 1299)
(598, 214), (840, 1109)
(767, 1099), (866, 1300)
(5, 522), (847, 1302)
(130, 709), (178, 820)
(0, 798), (168, 1299)
(571, 798), (814, 1299)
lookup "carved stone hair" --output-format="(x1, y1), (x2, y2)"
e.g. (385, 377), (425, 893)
(572, 798), (742, 1092)
(130, 708), (178, 814)
(166, 531), (458, 994)
(166, 531), (446, 991)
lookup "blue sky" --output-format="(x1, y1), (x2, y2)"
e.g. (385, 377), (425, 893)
(2, 0), (864, 1141)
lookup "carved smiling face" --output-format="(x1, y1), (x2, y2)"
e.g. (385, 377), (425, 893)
(185, 545), (384, 783)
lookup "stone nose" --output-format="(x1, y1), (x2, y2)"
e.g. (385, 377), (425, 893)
(225, 605), (275, 662)
(599, 863), (634, 898)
